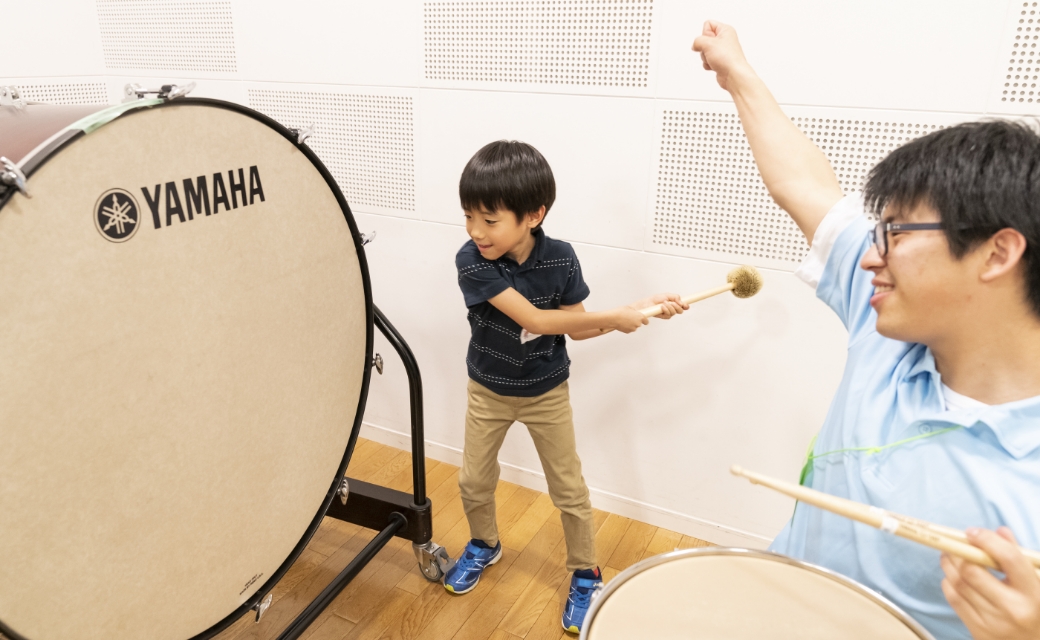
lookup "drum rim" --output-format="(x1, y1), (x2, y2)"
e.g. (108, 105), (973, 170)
(0, 97), (375, 640)
(578, 547), (937, 640)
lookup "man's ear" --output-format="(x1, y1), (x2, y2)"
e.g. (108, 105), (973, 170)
(526, 206), (546, 229)
(980, 228), (1028, 283)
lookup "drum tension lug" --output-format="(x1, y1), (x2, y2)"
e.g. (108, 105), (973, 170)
(0, 86), (25, 108)
(360, 230), (376, 246)
(372, 354), (383, 375)
(251, 593), (273, 623)
(287, 125), (314, 145)
(338, 477), (350, 506)
(0, 157), (30, 198)
(123, 82), (196, 102)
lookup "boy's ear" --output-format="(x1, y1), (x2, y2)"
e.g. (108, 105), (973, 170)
(526, 206), (546, 229)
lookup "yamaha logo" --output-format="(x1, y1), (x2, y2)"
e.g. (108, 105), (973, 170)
(94, 189), (140, 242)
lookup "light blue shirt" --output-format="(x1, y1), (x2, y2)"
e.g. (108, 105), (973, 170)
(770, 195), (1040, 640)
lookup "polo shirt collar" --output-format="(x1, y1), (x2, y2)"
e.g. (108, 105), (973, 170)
(501, 227), (546, 270)
(911, 346), (1040, 459)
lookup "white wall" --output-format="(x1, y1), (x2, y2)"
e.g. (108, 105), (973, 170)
(3, 0), (1030, 546)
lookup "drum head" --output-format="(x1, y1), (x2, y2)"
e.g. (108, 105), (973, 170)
(0, 102), (370, 640)
(584, 548), (935, 640)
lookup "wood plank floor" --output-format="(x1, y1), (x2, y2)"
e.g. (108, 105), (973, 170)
(2, 438), (711, 640)
(211, 438), (712, 640)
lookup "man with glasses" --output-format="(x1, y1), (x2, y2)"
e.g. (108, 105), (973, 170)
(694, 21), (1040, 640)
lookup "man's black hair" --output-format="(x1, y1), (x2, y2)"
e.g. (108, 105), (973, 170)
(459, 140), (556, 226)
(863, 120), (1040, 317)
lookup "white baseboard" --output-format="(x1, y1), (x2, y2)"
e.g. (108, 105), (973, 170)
(358, 421), (771, 549)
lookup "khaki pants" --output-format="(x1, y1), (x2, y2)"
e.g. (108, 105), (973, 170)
(459, 379), (596, 571)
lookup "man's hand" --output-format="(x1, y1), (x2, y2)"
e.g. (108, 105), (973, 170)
(692, 20), (754, 93)
(631, 293), (689, 320)
(941, 527), (1040, 640)
(609, 306), (650, 334)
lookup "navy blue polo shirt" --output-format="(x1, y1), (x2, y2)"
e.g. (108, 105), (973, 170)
(456, 227), (590, 397)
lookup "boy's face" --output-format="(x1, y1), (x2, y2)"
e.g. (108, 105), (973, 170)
(860, 202), (981, 344)
(464, 205), (541, 261)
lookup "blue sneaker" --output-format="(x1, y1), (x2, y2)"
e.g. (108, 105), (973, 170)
(562, 568), (602, 633)
(443, 539), (502, 594)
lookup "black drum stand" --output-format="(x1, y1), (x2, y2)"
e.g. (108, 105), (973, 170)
(275, 306), (452, 640)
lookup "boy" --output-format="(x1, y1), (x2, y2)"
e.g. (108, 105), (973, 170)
(694, 21), (1040, 640)
(445, 140), (686, 633)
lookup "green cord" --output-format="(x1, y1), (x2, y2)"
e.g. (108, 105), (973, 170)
(799, 425), (964, 487)
(791, 424), (964, 517)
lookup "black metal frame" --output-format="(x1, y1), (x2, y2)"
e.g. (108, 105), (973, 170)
(274, 306), (434, 640)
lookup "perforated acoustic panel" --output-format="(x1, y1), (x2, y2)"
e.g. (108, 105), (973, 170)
(1000, 1), (1040, 108)
(97, 0), (237, 73)
(651, 110), (946, 268)
(248, 90), (415, 213)
(12, 83), (108, 105)
(424, 0), (652, 88)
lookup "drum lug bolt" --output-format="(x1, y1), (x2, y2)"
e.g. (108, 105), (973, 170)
(372, 354), (384, 375)
(338, 477), (351, 505)
(123, 82), (196, 103)
(0, 157), (30, 198)
(251, 593), (273, 623)
(360, 230), (377, 246)
(0, 86), (25, 108)
(288, 124), (315, 145)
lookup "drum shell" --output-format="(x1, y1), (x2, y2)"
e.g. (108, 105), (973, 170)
(0, 99), (374, 640)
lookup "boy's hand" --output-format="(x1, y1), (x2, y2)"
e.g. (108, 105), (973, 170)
(632, 293), (688, 320)
(610, 306), (650, 333)
(692, 20), (754, 92)
(941, 527), (1040, 640)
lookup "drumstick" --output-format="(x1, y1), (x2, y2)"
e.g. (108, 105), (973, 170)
(884, 511), (1040, 568)
(731, 465), (1040, 573)
(601, 265), (763, 334)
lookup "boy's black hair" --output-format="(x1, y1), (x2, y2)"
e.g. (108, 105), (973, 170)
(460, 140), (556, 225)
(863, 120), (1040, 317)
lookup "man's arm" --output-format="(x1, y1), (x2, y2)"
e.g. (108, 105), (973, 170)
(940, 527), (1040, 640)
(693, 21), (844, 244)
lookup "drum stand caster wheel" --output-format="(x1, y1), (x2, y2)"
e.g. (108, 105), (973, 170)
(413, 541), (453, 581)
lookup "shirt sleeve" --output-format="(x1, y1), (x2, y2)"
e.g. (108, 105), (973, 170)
(799, 194), (877, 341)
(456, 247), (511, 307)
(560, 249), (591, 306)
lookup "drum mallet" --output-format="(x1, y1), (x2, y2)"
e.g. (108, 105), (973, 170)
(602, 265), (763, 334)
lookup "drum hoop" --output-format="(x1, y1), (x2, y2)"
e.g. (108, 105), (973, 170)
(0, 97), (376, 640)
(578, 547), (936, 640)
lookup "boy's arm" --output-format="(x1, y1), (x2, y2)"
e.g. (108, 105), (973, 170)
(558, 302), (603, 341)
(693, 21), (844, 244)
(488, 288), (648, 336)
(561, 294), (690, 341)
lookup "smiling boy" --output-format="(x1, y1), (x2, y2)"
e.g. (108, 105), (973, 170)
(445, 140), (686, 633)
(695, 21), (1040, 640)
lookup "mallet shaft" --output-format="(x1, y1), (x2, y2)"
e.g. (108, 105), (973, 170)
(640, 283), (735, 318)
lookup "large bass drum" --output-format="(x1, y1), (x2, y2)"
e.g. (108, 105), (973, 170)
(0, 94), (373, 640)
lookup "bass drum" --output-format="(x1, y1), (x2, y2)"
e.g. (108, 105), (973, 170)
(0, 96), (373, 640)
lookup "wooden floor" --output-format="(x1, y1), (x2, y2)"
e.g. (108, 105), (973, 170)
(209, 438), (712, 640)
(1, 438), (711, 640)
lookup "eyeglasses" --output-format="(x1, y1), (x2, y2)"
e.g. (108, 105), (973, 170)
(868, 221), (945, 257)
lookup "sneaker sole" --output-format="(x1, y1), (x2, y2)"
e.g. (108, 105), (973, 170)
(443, 547), (502, 595)
(562, 623), (580, 634)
